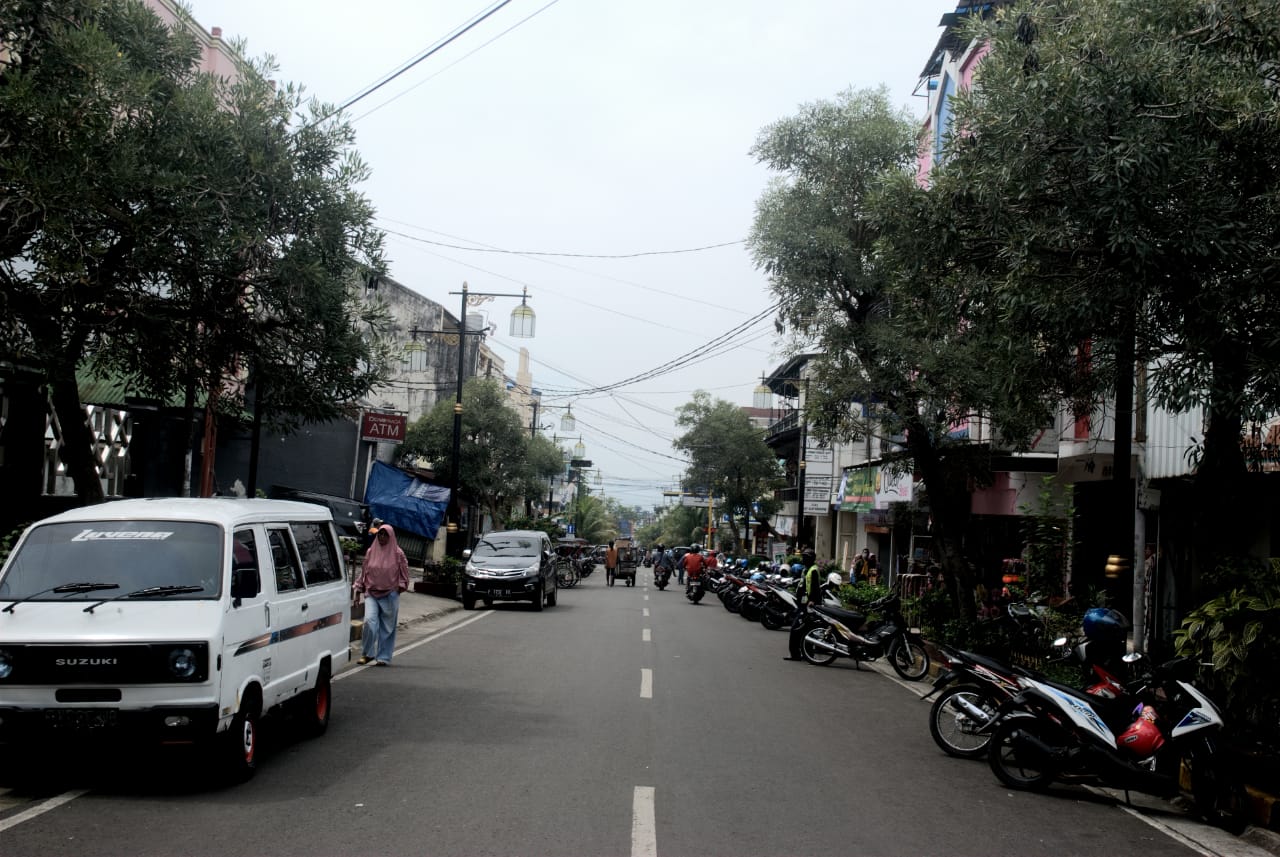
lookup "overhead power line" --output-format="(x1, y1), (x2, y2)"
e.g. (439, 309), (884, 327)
(352, 0), (563, 124)
(538, 302), (782, 397)
(302, 0), (517, 131)
(384, 232), (746, 259)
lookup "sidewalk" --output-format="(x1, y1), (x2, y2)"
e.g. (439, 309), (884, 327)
(910, 642), (1280, 849)
(348, 588), (463, 645)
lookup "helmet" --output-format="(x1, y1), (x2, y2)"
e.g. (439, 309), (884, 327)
(1117, 706), (1164, 757)
(737, 558), (748, 569)
(1083, 608), (1130, 644)
(791, 563), (804, 574)
(826, 572), (843, 587)
(750, 572), (766, 583)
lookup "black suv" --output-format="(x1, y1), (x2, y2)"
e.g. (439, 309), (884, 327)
(462, 530), (556, 611)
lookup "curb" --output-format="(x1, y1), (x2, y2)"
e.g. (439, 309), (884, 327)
(1245, 784), (1280, 834)
(349, 597), (464, 643)
(912, 643), (1280, 845)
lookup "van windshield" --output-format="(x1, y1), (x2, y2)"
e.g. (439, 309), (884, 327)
(0, 521), (223, 602)
(472, 535), (541, 559)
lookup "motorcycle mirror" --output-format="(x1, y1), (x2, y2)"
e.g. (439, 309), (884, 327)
(1052, 636), (1068, 647)
(1122, 651), (1144, 664)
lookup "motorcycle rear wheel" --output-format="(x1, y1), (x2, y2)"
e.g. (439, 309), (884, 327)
(929, 685), (1000, 758)
(725, 592), (742, 614)
(760, 607), (784, 631)
(801, 628), (838, 666)
(888, 637), (930, 681)
(987, 717), (1058, 791)
(1186, 736), (1247, 832)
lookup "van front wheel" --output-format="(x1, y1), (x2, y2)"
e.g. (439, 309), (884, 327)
(220, 707), (259, 783)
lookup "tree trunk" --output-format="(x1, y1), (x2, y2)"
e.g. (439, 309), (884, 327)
(1192, 350), (1251, 586)
(47, 363), (105, 503)
(906, 417), (976, 621)
(180, 375), (198, 498)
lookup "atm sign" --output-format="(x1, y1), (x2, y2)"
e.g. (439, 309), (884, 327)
(361, 412), (407, 443)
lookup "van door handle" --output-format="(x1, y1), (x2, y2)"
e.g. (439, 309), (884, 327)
(264, 603), (271, 625)
(301, 603), (309, 611)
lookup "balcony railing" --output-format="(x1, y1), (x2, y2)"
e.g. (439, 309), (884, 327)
(764, 410), (799, 444)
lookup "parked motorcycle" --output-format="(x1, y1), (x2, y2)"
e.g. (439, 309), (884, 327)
(985, 654), (1244, 830)
(718, 572), (749, 612)
(737, 577), (769, 622)
(760, 584), (799, 631)
(925, 635), (1132, 759)
(799, 590), (930, 680)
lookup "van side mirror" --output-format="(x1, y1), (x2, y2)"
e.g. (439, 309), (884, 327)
(462, 549), (472, 560)
(231, 565), (260, 604)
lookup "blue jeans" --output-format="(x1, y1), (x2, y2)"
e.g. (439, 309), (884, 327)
(362, 590), (400, 662)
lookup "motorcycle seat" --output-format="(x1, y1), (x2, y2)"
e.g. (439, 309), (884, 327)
(814, 604), (864, 626)
(965, 650), (1018, 675)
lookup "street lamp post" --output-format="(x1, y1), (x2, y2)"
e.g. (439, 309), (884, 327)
(445, 281), (535, 556)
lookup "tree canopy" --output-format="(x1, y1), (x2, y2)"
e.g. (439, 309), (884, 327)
(935, 0), (1280, 565)
(401, 378), (563, 530)
(749, 86), (1008, 609)
(0, 0), (394, 499)
(673, 391), (781, 553)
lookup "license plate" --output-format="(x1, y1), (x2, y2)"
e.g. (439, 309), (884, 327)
(492, 589), (507, 597)
(44, 708), (118, 730)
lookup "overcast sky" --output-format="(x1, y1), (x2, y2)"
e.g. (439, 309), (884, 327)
(189, 0), (948, 509)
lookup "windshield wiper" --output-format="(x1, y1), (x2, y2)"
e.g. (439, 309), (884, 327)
(84, 585), (205, 614)
(2, 582), (120, 614)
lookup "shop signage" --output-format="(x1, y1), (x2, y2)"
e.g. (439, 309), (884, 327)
(360, 412), (407, 443)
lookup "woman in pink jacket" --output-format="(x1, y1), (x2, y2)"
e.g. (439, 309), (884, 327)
(354, 523), (410, 666)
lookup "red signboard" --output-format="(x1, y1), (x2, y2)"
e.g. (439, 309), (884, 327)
(361, 412), (407, 444)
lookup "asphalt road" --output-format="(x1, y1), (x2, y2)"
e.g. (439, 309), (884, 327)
(0, 571), (1268, 857)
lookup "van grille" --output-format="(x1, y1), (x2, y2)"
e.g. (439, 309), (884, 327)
(0, 643), (209, 685)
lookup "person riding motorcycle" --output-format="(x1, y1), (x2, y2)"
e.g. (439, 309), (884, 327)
(682, 548), (705, 593)
(654, 544), (674, 585)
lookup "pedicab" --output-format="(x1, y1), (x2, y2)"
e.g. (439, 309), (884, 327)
(607, 538), (639, 587)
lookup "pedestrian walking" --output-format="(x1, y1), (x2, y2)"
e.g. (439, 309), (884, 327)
(605, 540), (619, 584)
(354, 522), (410, 666)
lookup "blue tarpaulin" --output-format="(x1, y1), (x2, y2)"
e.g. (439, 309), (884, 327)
(364, 461), (450, 539)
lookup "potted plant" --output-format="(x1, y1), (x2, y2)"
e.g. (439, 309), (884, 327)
(415, 556), (463, 599)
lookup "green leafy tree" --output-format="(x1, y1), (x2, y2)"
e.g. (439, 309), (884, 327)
(401, 378), (549, 529)
(674, 391), (782, 555)
(941, 0), (1280, 576)
(566, 489), (612, 545)
(0, 0), (394, 499)
(514, 433), (566, 517)
(749, 86), (1006, 617)
(647, 503), (705, 549)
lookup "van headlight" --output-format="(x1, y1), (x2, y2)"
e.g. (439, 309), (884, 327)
(168, 647), (198, 680)
(0, 649), (12, 680)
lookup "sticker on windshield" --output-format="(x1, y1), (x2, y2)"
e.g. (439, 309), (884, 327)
(71, 529), (175, 542)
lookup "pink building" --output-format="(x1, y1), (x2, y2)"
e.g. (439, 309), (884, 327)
(143, 0), (244, 80)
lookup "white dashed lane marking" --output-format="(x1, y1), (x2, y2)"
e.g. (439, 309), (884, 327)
(642, 628), (651, 642)
(632, 786), (657, 857)
(640, 668), (653, 698)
